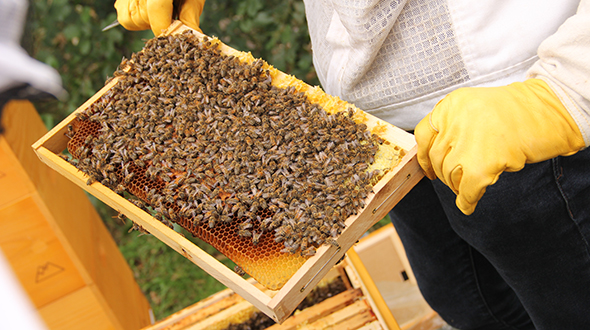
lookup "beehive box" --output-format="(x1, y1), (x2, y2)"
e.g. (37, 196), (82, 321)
(32, 21), (423, 323)
(140, 226), (446, 330)
(141, 261), (387, 330)
(348, 224), (446, 330)
(2, 101), (152, 329)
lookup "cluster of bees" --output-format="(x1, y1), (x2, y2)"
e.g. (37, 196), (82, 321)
(67, 30), (383, 258)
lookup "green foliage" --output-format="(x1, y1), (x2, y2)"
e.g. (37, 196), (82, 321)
(97, 199), (235, 320)
(200, 0), (318, 86)
(25, 0), (318, 129)
(25, 0), (152, 128)
(117, 228), (234, 319)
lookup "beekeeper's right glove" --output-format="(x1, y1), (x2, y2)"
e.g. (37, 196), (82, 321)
(415, 79), (585, 215)
(115, 0), (205, 36)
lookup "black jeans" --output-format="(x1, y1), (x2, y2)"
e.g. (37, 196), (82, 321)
(389, 147), (590, 330)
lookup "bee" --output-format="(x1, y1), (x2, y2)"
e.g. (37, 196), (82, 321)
(234, 265), (246, 276)
(123, 172), (135, 184)
(236, 205), (246, 219)
(326, 238), (340, 248)
(274, 225), (293, 238)
(238, 229), (252, 237)
(300, 238), (308, 251)
(249, 201), (260, 213)
(112, 212), (127, 225)
(165, 195), (175, 204)
(301, 247), (316, 257)
(129, 199), (147, 209)
(128, 223), (150, 236)
(238, 220), (253, 231)
(134, 159), (146, 167)
(115, 184), (126, 194)
(252, 230), (262, 245)
(283, 240), (300, 254)
(330, 225), (342, 237)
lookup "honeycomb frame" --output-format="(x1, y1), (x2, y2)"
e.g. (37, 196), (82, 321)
(32, 21), (423, 324)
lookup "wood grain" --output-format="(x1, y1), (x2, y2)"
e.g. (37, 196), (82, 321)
(2, 100), (152, 329)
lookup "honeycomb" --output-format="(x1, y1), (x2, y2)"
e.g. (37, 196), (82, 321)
(64, 29), (405, 290)
(67, 118), (308, 289)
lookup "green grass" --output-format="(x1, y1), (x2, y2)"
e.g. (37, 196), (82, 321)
(93, 196), (235, 320)
(91, 195), (392, 321)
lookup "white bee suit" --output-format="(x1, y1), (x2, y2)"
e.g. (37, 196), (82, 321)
(304, 0), (589, 137)
(0, 0), (65, 98)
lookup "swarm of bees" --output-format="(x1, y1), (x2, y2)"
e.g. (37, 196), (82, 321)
(66, 30), (384, 262)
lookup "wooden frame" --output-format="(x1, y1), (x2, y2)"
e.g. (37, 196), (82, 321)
(32, 21), (424, 323)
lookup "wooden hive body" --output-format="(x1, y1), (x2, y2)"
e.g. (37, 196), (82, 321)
(1, 100), (152, 329)
(140, 226), (446, 330)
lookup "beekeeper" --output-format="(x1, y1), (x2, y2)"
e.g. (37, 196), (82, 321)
(115, 1), (590, 328)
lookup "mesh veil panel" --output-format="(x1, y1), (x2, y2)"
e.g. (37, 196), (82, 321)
(306, 0), (469, 111)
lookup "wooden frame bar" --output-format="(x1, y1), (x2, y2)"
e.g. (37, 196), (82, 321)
(32, 21), (423, 323)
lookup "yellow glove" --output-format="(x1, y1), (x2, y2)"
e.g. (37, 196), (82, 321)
(415, 79), (585, 215)
(115, 0), (205, 36)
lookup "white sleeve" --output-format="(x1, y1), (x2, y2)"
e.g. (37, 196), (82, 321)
(527, 0), (590, 146)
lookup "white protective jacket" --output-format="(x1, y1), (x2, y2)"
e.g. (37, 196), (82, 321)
(304, 0), (590, 146)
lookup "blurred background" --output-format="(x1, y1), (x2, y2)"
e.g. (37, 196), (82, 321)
(21, 0), (392, 321)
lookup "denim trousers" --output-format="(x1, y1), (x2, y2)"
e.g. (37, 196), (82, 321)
(389, 147), (590, 330)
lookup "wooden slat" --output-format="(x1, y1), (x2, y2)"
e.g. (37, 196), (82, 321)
(144, 276), (277, 330)
(0, 195), (86, 308)
(0, 138), (35, 208)
(267, 288), (363, 330)
(38, 286), (115, 330)
(150, 293), (244, 330)
(299, 299), (373, 330)
(333, 309), (378, 330)
(183, 300), (257, 330)
(347, 250), (401, 330)
(142, 288), (236, 330)
(357, 321), (386, 330)
(145, 267), (345, 330)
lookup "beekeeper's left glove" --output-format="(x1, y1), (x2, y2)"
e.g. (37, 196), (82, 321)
(415, 79), (585, 215)
(115, 0), (205, 36)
